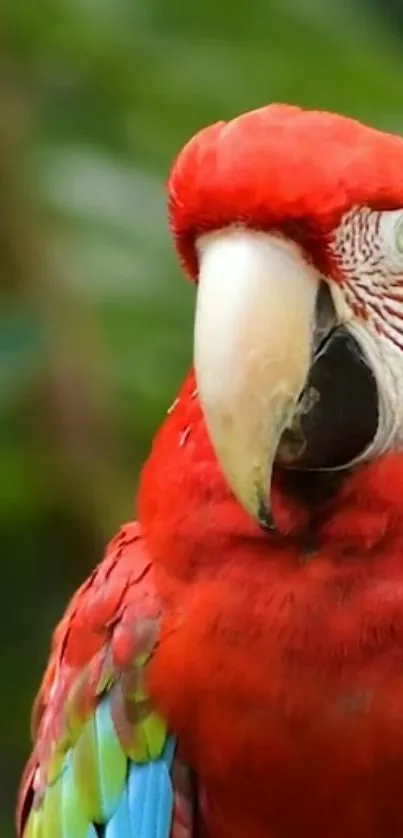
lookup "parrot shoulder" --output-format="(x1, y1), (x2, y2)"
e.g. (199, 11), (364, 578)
(17, 522), (183, 838)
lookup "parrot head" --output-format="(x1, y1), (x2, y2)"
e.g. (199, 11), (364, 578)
(167, 104), (403, 530)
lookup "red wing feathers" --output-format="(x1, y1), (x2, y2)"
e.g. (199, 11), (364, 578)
(17, 521), (163, 835)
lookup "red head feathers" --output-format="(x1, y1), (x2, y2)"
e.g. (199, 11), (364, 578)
(169, 104), (403, 279)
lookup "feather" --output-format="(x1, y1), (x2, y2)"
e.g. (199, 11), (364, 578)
(19, 525), (184, 838)
(23, 690), (176, 837)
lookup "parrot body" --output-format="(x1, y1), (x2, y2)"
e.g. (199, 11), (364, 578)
(18, 106), (403, 838)
(140, 374), (403, 838)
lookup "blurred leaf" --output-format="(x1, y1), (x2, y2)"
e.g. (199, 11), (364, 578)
(0, 304), (45, 410)
(38, 146), (172, 297)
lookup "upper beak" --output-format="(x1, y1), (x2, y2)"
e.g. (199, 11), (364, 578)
(194, 229), (320, 526)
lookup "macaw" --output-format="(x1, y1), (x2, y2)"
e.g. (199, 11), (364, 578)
(17, 104), (403, 838)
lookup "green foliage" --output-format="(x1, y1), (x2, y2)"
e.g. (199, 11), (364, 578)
(1, 0), (402, 834)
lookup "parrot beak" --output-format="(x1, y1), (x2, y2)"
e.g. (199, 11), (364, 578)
(194, 229), (320, 528)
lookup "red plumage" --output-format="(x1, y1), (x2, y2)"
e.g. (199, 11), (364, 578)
(17, 524), (163, 834)
(19, 371), (403, 837)
(141, 372), (403, 838)
(169, 104), (403, 280)
(18, 104), (403, 837)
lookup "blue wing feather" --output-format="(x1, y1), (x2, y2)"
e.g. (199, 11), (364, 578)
(24, 692), (177, 838)
(126, 738), (175, 838)
(105, 791), (133, 838)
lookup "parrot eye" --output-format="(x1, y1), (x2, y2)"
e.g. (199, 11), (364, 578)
(328, 205), (403, 465)
(394, 214), (403, 256)
(378, 208), (403, 264)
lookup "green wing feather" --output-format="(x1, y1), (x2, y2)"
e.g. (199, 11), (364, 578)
(19, 524), (177, 838)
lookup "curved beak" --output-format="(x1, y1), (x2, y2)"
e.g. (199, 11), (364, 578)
(194, 229), (320, 526)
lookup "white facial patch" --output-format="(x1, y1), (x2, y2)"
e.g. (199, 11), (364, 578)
(329, 206), (403, 456)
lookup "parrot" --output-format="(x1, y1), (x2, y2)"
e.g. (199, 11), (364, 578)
(17, 103), (403, 838)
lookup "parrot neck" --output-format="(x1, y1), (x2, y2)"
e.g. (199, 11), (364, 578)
(138, 370), (403, 581)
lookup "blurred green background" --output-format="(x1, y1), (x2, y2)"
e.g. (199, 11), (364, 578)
(2, 0), (403, 834)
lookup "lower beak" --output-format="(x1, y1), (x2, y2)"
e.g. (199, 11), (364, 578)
(194, 229), (320, 526)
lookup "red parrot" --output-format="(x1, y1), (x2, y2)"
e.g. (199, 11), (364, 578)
(17, 104), (403, 838)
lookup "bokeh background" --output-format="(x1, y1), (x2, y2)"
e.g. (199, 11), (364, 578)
(2, 0), (403, 834)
